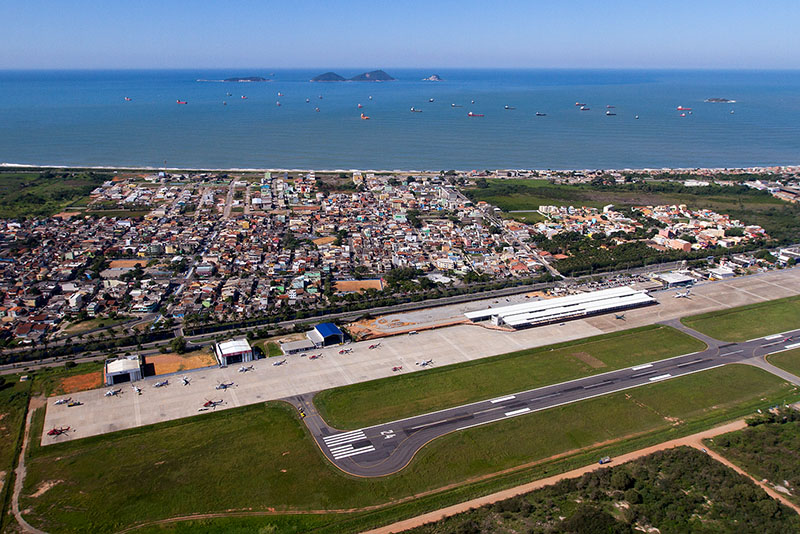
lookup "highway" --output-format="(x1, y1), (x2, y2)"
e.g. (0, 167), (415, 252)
(293, 323), (800, 477)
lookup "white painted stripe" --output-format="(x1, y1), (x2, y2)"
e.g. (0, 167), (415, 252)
(786, 342), (800, 350)
(631, 364), (653, 371)
(490, 395), (516, 404)
(765, 334), (783, 340)
(454, 364), (724, 433)
(323, 435), (366, 447)
(322, 430), (364, 441)
(323, 432), (366, 446)
(649, 374), (672, 382)
(332, 446), (375, 460)
(328, 444), (355, 453)
(505, 408), (531, 417)
(721, 350), (742, 356)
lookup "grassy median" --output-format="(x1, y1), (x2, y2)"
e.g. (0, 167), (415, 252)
(315, 325), (705, 429)
(20, 364), (797, 533)
(768, 348), (800, 378)
(681, 294), (800, 342)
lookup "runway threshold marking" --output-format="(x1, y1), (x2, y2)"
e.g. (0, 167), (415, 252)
(332, 445), (376, 460)
(490, 395), (516, 403)
(323, 430), (367, 447)
(649, 374), (672, 382)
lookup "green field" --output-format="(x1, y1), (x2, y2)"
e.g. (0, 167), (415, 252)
(0, 375), (31, 530)
(768, 348), (800, 378)
(681, 295), (800, 342)
(62, 316), (131, 335)
(315, 325), (706, 429)
(20, 364), (796, 533)
(0, 171), (109, 218)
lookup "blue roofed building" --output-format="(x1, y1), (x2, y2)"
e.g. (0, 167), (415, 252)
(307, 323), (345, 347)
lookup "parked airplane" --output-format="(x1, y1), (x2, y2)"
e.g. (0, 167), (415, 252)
(369, 343), (382, 349)
(154, 379), (169, 388)
(309, 354), (323, 360)
(104, 388), (122, 397)
(238, 365), (254, 373)
(200, 399), (224, 411)
(216, 382), (235, 390)
(54, 397), (71, 405)
(67, 400), (83, 407)
(47, 426), (70, 436)
(417, 359), (434, 367)
(674, 289), (692, 299)
(181, 376), (191, 386)
(392, 366), (403, 372)
(339, 348), (353, 354)
(615, 314), (626, 320)
(272, 359), (287, 366)
(132, 385), (142, 395)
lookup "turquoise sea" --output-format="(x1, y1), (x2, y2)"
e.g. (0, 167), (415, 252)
(0, 69), (798, 170)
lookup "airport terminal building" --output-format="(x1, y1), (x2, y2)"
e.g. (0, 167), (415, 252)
(465, 286), (655, 329)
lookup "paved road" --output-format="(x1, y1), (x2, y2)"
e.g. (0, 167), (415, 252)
(292, 326), (800, 477)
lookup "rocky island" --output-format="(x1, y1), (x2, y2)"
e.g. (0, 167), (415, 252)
(422, 74), (443, 81)
(223, 76), (270, 82)
(310, 70), (395, 82)
(705, 97), (737, 103)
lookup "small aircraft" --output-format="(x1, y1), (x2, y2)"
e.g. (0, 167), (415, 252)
(238, 365), (254, 373)
(216, 382), (235, 390)
(54, 397), (71, 405)
(181, 376), (191, 386)
(784, 336), (795, 343)
(200, 399), (224, 411)
(67, 400), (83, 407)
(674, 289), (692, 299)
(299, 407), (307, 418)
(272, 359), (287, 366)
(339, 348), (353, 355)
(615, 314), (626, 321)
(47, 426), (70, 436)
(416, 359), (434, 367)
(309, 353), (323, 360)
(408, 331), (419, 335)
(104, 388), (122, 397)
(124, 96), (132, 101)
(154, 379), (169, 388)
(132, 385), (142, 395)
(392, 366), (403, 372)
(369, 343), (382, 350)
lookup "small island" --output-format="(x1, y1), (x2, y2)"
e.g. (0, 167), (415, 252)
(310, 70), (395, 82)
(310, 72), (347, 82)
(422, 74), (443, 81)
(705, 97), (737, 103)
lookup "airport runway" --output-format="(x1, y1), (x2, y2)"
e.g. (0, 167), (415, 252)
(293, 325), (800, 477)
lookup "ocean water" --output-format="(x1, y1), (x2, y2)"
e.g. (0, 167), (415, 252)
(0, 69), (798, 170)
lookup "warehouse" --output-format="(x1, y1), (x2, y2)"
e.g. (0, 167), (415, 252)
(214, 338), (254, 366)
(307, 323), (345, 347)
(104, 355), (144, 386)
(465, 286), (655, 329)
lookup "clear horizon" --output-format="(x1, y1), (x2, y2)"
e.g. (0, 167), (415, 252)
(3, 0), (799, 70)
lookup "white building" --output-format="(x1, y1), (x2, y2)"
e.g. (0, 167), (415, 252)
(214, 338), (254, 366)
(104, 355), (144, 386)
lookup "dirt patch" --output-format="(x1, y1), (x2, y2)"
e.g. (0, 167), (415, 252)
(147, 351), (216, 375)
(334, 279), (384, 293)
(109, 259), (148, 268)
(59, 372), (103, 394)
(570, 352), (606, 369)
(31, 480), (62, 498)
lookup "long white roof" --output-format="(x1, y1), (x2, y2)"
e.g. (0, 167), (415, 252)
(465, 286), (643, 321)
(502, 292), (653, 327)
(106, 357), (141, 374)
(216, 338), (252, 355)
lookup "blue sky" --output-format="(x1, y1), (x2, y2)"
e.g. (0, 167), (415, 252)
(3, 0), (798, 69)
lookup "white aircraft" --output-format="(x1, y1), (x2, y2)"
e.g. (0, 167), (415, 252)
(416, 359), (434, 367)
(238, 365), (254, 373)
(54, 397), (71, 405)
(273, 359), (287, 366)
(154, 379), (169, 388)
(104, 388), (122, 397)
(181, 376), (191, 386)
(132, 385), (142, 395)
(674, 289), (692, 299)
